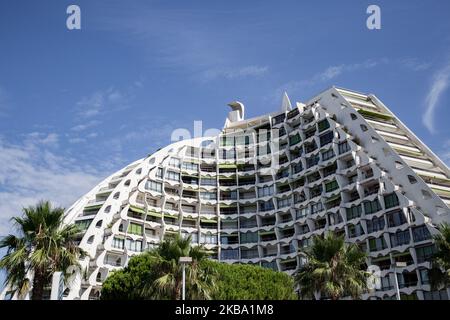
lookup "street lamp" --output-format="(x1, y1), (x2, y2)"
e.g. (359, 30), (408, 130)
(392, 261), (407, 300)
(180, 256), (193, 300)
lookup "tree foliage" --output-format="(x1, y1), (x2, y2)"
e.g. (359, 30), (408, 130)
(102, 237), (297, 300)
(295, 232), (369, 300)
(0, 200), (86, 300)
(202, 260), (297, 300)
(102, 235), (215, 300)
(429, 223), (450, 290)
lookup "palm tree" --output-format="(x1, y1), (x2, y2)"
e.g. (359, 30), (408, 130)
(0, 200), (86, 300)
(142, 234), (216, 300)
(295, 232), (370, 300)
(429, 223), (450, 290)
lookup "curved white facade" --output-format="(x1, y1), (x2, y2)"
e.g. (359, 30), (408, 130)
(4, 86), (450, 300)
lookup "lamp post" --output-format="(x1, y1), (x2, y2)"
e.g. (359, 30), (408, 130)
(180, 256), (192, 300)
(393, 261), (407, 300)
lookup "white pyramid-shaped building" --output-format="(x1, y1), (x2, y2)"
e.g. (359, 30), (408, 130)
(12, 87), (450, 300)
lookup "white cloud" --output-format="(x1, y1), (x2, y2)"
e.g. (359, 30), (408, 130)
(423, 61), (450, 134)
(400, 58), (431, 71)
(0, 136), (104, 236)
(201, 65), (269, 81)
(75, 87), (132, 119)
(70, 120), (101, 132)
(271, 59), (385, 103)
(23, 132), (59, 148)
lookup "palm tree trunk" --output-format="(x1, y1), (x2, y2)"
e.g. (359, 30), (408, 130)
(31, 269), (46, 300)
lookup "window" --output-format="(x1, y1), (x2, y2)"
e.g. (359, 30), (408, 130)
(272, 113), (286, 125)
(328, 212), (342, 225)
(200, 233), (217, 244)
(364, 199), (382, 214)
(311, 202), (324, 214)
(277, 197), (291, 208)
(258, 185), (274, 197)
(146, 180), (162, 193)
(325, 180), (339, 193)
(390, 230), (411, 247)
(416, 245), (436, 263)
(381, 276), (393, 291)
(306, 154), (320, 168)
(298, 224), (310, 235)
(126, 239), (142, 252)
(241, 247), (259, 259)
(75, 219), (93, 232)
(292, 162), (303, 174)
(407, 175), (417, 184)
(112, 237), (125, 249)
(200, 177), (216, 186)
(326, 165), (340, 180)
(317, 119), (330, 132)
(259, 200), (275, 212)
(289, 134), (301, 146)
(156, 167), (163, 178)
(419, 269), (429, 285)
(367, 216), (385, 233)
(169, 157), (181, 168)
(384, 193), (399, 209)
(128, 223), (143, 235)
(369, 237), (387, 252)
(296, 207), (309, 218)
(221, 135), (235, 147)
(423, 290), (449, 300)
(338, 141), (350, 154)
(236, 135), (252, 145)
(387, 210), (407, 228)
(240, 232), (258, 244)
(200, 191), (217, 200)
(310, 185), (322, 198)
(348, 224), (364, 238)
(166, 171), (180, 181)
(360, 124), (368, 132)
(182, 162), (199, 171)
(240, 217), (257, 228)
(321, 148), (335, 161)
(413, 226), (431, 242)
(294, 192), (305, 203)
(319, 131), (334, 147)
(346, 205), (362, 220)
(261, 261), (278, 270)
(350, 113), (357, 120)
(221, 249), (239, 260)
(305, 142), (318, 155)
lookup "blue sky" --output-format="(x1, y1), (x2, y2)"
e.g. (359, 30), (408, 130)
(1, 0), (450, 287)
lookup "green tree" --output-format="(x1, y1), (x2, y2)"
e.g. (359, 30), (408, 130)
(295, 232), (369, 300)
(202, 260), (297, 300)
(143, 234), (215, 299)
(429, 223), (450, 290)
(103, 234), (215, 300)
(101, 253), (156, 300)
(102, 238), (296, 300)
(0, 200), (86, 300)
